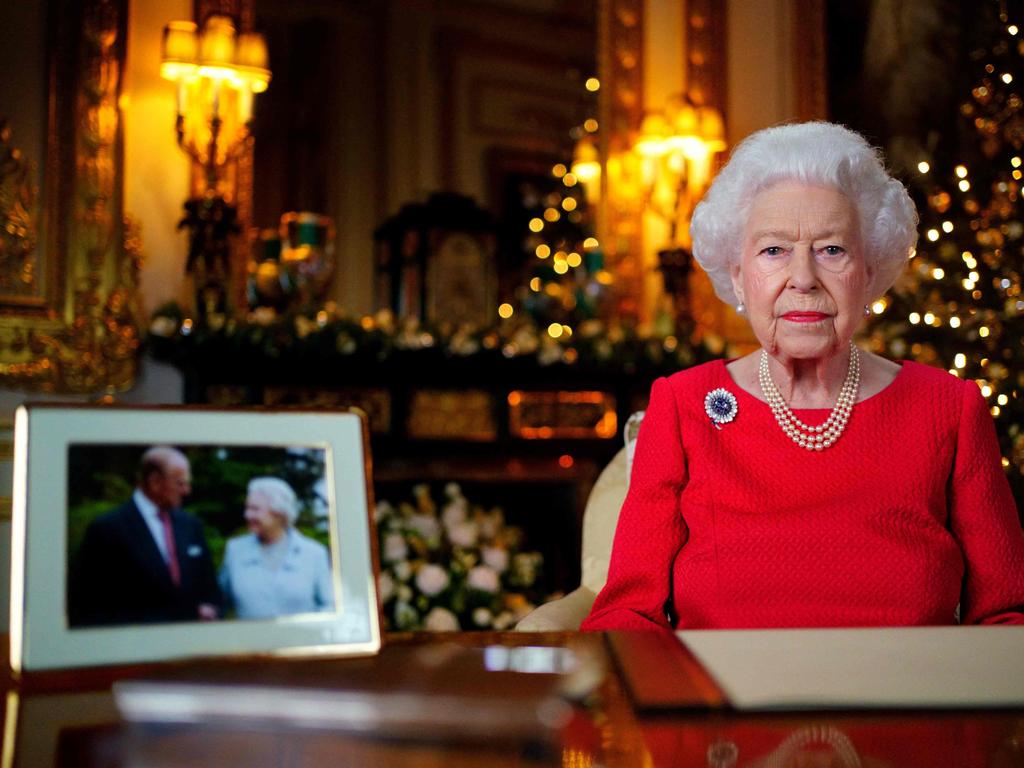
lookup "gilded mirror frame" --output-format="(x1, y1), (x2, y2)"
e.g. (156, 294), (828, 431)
(0, 0), (140, 394)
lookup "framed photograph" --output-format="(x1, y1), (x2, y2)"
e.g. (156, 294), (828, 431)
(9, 405), (381, 671)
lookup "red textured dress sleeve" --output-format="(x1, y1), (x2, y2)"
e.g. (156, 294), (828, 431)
(948, 381), (1024, 624)
(581, 377), (689, 631)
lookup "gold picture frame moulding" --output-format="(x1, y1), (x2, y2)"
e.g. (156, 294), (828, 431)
(0, 0), (141, 394)
(10, 404), (381, 672)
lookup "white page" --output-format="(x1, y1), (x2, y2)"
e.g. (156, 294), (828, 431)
(677, 626), (1024, 709)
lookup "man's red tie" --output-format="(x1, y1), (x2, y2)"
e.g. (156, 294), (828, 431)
(159, 509), (181, 586)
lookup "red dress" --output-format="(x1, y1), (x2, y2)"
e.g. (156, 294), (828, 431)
(581, 359), (1024, 631)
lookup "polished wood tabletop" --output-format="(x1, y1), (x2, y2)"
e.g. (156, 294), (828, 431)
(2, 631), (1023, 767)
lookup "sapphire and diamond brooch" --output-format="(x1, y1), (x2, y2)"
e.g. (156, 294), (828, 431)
(704, 388), (738, 430)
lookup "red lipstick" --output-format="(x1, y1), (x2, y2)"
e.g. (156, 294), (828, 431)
(781, 311), (829, 322)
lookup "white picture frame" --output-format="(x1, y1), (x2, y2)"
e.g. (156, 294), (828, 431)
(9, 404), (381, 671)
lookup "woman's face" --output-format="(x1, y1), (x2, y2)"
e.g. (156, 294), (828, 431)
(244, 491), (288, 543)
(730, 181), (873, 362)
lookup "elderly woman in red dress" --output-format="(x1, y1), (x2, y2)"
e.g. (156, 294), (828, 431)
(582, 122), (1024, 631)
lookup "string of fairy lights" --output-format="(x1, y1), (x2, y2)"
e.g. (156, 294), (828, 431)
(867, 0), (1024, 488)
(502, 75), (612, 341)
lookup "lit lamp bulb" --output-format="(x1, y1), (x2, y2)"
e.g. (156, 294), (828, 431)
(571, 134), (601, 204)
(198, 15), (237, 80)
(160, 21), (198, 115)
(235, 31), (271, 122)
(635, 113), (671, 156)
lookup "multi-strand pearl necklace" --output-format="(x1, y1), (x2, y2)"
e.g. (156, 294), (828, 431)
(758, 342), (860, 451)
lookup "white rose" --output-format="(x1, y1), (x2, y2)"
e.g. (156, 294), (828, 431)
(472, 607), (493, 627)
(444, 482), (462, 499)
(414, 564), (450, 597)
(481, 546), (509, 573)
(373, 500), (395, 523)
(442, 498), (468, 527)
(447, 520), (479, 549)
(408, 513), (441, 544)
(383, 533), (408, 563)
(467, 565), (500, 593)
(492, 610), (515, 630)
(393, 561), (412, 582)
(378, 571), (395, 603)
(397, 584), (413, 602)
(423, 606), (460, 632)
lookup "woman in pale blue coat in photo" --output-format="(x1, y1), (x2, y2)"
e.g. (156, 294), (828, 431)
(220, 477), (335, 619)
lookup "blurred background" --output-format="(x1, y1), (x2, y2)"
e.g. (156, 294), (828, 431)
(1, 0), (1022, 630)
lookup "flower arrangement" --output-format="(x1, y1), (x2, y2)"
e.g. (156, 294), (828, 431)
(375, 482), (547, 631)
(147, 303), (722, 373)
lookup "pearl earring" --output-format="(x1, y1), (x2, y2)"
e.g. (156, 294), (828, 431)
(863, 305), (871, 317)
(736, 302), (745, 315)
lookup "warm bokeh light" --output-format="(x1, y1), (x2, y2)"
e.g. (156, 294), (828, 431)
(498, 303), (514, 319)
(585, 77), (600, 91)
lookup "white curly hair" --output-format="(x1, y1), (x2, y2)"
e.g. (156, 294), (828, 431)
(690, 121), (918, 307)
(248, 476), (299, 525)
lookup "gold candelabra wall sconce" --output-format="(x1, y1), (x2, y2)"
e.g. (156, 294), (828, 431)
(160, 14), (271, 322)
(632, 95), (725, 247)
(161, 15), (270, 195)
(589, 94), (726, 324)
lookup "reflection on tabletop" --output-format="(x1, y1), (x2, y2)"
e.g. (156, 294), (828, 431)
(3, 633), (1024, 767)
(643, 715), (1024, 768)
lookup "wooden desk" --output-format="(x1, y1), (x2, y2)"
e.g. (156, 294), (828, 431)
(2, 632), (1023, 767)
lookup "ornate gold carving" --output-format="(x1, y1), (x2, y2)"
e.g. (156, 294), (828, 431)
(264, 386), (392, 434)
(407, 389), (496, 441)
(508, 390), (617, 440)
(598, 0), (645, 318)
(0, 121), (39, 297)
(0, 0), (140, 393)
(685, 0), (727, 113)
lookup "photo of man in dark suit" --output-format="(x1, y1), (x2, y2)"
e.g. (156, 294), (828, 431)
(68, 446), (222, 627)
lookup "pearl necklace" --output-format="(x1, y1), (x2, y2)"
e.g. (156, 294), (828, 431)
(758, 342), (860, 451)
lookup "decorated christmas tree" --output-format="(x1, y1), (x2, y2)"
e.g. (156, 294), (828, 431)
(515, 158), (611, 335)
(867, 0), (1024, 505)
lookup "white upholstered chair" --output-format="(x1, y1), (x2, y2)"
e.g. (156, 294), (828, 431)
(515, 412), (644, 631)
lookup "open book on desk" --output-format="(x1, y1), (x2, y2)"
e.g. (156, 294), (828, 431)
(114, 641), (598, 742)
(611, 627), (1024, 711)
